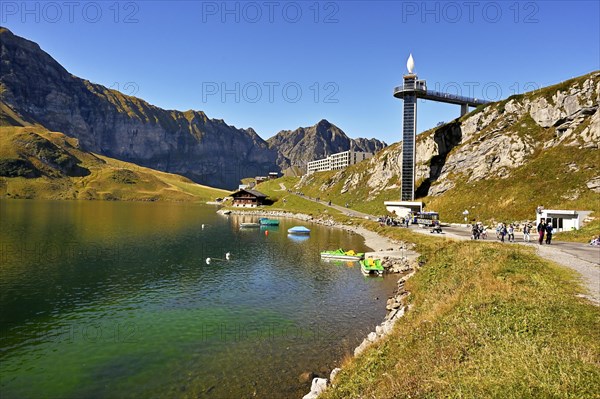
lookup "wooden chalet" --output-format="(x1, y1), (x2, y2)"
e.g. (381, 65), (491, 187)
(230, 188), (268, 207)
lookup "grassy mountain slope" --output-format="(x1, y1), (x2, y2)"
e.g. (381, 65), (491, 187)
(0, 126), (228, 201)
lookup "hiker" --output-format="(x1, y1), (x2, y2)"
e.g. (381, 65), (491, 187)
(507, 224), (515, 242)
(496, 223), (503, 240)
(499, 223), (507, 242)
(523, 224), (531, 242)
(537, 220), (546, 245)
(471, 224), (480, 240)
(545, 221), (554, 245)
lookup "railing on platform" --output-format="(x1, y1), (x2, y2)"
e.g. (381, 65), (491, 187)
(393, 85), (490, 106)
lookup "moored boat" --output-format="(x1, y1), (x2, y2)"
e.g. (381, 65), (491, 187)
(287, 226), (310, 235)
(320, 248), (364, 261)
(240, 222), (260, 228)
(259, 218), (280, 226)
(360, 258), (384, 275)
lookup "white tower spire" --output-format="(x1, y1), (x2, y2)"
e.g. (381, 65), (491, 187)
(406, 53), (415, 74)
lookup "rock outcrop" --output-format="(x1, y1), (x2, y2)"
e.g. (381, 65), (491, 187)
(420, 73), (599, 195)
(0, 27), (278, 189)
(267, 119), (387, 171)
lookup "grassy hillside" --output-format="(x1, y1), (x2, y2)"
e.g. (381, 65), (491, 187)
(0, 126), (229, 201)
(252, 177), (343, 217)
(321, 225), (600, 398)
(293, 158), (401, 217)
(296, 130), (598, 224)
(421, 143), (599, 223)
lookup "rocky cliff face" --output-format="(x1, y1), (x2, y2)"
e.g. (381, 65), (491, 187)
(419, 72), (599, 196)
(299, 72), (599, 220)
(267, 119), (387, 170)
(0, 27), (278, 189)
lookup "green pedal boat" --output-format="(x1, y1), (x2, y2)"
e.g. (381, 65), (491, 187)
(259, 218), (280, 226)
(360, 258), (384, 276)
(320, 248), (364, 261)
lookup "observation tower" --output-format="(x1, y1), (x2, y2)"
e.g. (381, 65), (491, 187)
(393, 54), (490, 201)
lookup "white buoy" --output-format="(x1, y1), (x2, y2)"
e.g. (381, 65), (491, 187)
(205, 258), (211, 264)
(225, 252), (231, 260)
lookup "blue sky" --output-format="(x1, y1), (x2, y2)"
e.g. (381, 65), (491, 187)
(2, 1), (599, 143)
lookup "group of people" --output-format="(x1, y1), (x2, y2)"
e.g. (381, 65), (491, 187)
(495, 223), (516, 242)
(536, 219), (554, 245)
(491, 221), (553, 244)
(378, 214), (411, 228)
(471, 222), (487, 239)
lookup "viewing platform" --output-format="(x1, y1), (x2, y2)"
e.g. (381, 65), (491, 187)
(393, 84), (491, 108)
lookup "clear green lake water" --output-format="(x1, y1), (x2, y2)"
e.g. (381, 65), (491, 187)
(0, 200), (397, 398)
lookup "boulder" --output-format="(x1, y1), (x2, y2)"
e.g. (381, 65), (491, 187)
(302, 378), (328, 399)
(330, 368), (341, 383)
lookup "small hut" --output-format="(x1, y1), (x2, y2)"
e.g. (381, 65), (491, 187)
(230, 188), (267, 207)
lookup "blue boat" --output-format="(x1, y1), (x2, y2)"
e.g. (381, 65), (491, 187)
(287, 226), (310, 235)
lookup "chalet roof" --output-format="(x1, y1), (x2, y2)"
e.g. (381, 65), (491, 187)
(230, 188), (267, 198)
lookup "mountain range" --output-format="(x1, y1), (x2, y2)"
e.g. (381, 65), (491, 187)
(0, 27), (383, 189)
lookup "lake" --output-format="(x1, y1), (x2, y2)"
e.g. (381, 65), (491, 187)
(0, 200), (397, 398)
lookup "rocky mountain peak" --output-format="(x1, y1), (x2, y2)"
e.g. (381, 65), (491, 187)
(267, 120), (387, 172)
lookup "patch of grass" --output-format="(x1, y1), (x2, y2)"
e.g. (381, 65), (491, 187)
(321, 237), (600, 399)
(530, 73), (596, 104)
(110, 169), (139, 184)
(292, 167), (400, 217)
(252, 177), (342, 217)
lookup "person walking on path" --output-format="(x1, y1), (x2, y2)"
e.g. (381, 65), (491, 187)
(545, 221), (554, 245)
(537, 220), (546, 245)
(507, 224), (515, 242)
(523, 224), (531, 242)
(499, 223), (507, 242)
